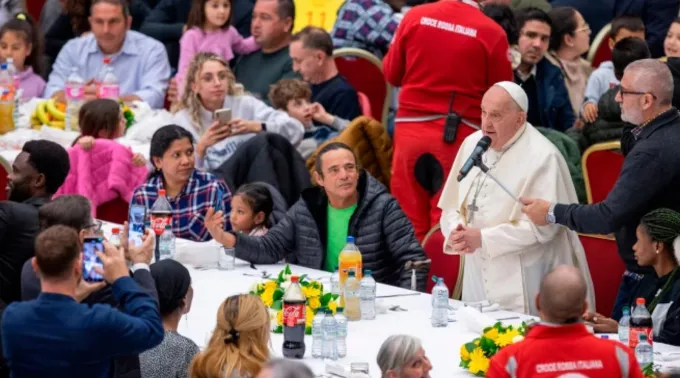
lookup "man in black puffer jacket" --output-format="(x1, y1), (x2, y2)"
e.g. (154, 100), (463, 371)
(205, 142), (429, 290)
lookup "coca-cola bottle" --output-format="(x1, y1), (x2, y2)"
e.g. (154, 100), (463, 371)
(282, 276), (306, 358)
(149, 189), (172, 261)
(629, 297), (653, 349)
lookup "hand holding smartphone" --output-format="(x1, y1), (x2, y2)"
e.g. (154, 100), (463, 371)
(214, 108), (232, 126)
(128, 204), (147, 247)
(83, 237), (105, 282)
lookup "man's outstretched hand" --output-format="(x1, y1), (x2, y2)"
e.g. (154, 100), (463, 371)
(520, 197), (551, 226)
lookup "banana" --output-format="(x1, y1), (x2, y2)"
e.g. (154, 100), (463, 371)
(36, 101), (50, 126)
(49, 121), (65, 129)
(45, 98), (65, 121)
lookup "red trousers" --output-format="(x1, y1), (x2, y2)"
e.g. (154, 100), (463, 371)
(391, 119), (476, 241)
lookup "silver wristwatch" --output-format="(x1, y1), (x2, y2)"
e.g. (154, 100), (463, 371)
(546, 203), (556, 224)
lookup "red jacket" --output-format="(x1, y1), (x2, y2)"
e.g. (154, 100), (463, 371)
(382, 1), (513, 125)
(488, 323), (645, 378)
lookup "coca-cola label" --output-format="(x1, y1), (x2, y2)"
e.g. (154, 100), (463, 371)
(66, 86), (84, 99)
(283, 303), (305, 327)
(629, 327), (653, 348)
(150, 215), (171, 236)
(98, 84), (120, 99)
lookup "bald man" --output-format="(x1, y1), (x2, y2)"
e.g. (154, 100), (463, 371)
(522, 58), (680, 321)
(438, 82), (594, 314)
(488, 265), (645, 378)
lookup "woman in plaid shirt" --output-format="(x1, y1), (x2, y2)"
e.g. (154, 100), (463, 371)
(131, 125), (232, 242)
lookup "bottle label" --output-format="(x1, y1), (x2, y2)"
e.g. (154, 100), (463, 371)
(97, 84), (120, 99)
(66, 86), (84, 100)
(339, 261), (363, 281)
(629, 327), (653, 348)
(283, 303), (305, 327)
(150, 215), (172, 236)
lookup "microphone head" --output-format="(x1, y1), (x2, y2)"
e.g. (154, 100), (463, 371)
(478, 135), (492, 149)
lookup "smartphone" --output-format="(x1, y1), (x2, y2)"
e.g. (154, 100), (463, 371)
(83, 237), (104, 282)
(128, 204), (146, 247)
(214, 187), (224, 213)
(215, 108), (232, 125)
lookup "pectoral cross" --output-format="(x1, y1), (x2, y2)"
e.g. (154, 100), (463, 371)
(467, 199), (479, 224)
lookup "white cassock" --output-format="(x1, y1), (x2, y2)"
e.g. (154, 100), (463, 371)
(437, 123), (595, 315)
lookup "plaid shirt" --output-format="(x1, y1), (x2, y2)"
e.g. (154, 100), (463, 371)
(331, 0), (400, 59)
(130, 170), (232, 242)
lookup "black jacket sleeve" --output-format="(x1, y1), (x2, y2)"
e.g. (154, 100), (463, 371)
(381, 195), (429, 291)
(139, 0), (185, 42)
(555, 149), (663, 234)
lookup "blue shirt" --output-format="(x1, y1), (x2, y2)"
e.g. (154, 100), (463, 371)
(44, 30), (171, 109)
(131, 170), (233, 242)
(1, 276), (164, 378)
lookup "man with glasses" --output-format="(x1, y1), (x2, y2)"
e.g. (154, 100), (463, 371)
(522, 59), (680, 321)
(19, 195), (158, 378)
(0, 140), (69, 307)
(513, 7), (575, 132)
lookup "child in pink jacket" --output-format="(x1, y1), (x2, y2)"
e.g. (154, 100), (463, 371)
(176, 0), (260, 95)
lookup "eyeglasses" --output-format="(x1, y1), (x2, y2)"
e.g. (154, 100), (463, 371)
(618, 88), (658, 100)
(575, 23), (591, 34)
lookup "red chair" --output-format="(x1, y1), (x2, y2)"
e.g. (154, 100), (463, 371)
(579, 233), (625, 315)
(333, 48), (392, 127)
(25, 0), (44, 21)
(97, 197), (130, 224)
(587, 23), (612, 69)
(357, 92), (372, 117)
(422, 225), (463, 299)
(582, 141), (624, 204)
(0, 155), (9, 201)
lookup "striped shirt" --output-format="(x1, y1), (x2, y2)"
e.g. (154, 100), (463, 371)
(131, 170), (232, 242)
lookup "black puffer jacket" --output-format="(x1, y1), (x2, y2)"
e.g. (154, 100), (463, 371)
(568, 85), (631, 151)
(233, 171), (428, 290)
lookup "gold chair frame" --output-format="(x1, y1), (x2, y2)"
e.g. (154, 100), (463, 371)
(581, 140), (621, 204)
(587, 23), (612, 65)
(422, 224), (464, 300)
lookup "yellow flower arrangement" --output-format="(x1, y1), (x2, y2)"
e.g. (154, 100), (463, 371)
(460, 322), (527, 377)
(249, 264), (339, 335)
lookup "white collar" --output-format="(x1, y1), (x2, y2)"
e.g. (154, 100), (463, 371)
(515, 64), (537, 81)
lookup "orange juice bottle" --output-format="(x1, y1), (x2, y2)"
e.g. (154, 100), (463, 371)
(0, 88), (14, 135)
(338, 236), (362, 307)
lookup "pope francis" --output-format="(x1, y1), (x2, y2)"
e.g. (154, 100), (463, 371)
(437, 81), (595, 315)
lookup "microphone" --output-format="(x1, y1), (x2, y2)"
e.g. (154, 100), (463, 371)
(457, 136), (492, 182)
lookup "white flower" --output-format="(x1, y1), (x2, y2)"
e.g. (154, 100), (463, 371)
(268, 308), (278, 331)
(248, 281), (259, 294)
(512, 335), (525, 343)
(282, 273), (292, 282)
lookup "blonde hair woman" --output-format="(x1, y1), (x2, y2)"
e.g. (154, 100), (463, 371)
(190, 294), (270, 378)
(173, 52), (304, 170)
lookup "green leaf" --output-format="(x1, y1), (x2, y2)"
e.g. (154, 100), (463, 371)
(321, 292), (332, 303)
(285, 264), (292, 275)
(299, 274), (308, 282)
(464, 342), (476, 353)
(274, 326), (282, 333)
(273, 289), (284, 302)
(305, 326), (312, 335)
(271, 300), (283, 311)
(277, 270), (284, 282)
(331, 294), (339, 301)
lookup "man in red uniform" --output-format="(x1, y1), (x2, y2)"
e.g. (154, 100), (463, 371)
(488, 265), (645, 378)
(383, 0), (513, 241)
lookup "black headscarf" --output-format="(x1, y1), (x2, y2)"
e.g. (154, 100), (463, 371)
(150, 259), (192, 316)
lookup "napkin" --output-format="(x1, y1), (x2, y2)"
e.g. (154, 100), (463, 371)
(457, 306), (499, 334)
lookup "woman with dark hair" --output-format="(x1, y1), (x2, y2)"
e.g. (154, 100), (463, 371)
(545, 6), (593, 116)
(130, 124), (232, 242)
(585, 208), (680, 346)
(140, 259), (198, 378)
(482, 4), (521, 69)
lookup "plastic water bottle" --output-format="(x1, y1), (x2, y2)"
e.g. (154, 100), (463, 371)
(6, 58), (19, 124)
(321, 308), (338, 361)
(635, 334), (653, 368)
(431, 278), (449, 327)
(334, 308), (347, 358)
(618, 306), (630, 346)
(344, 270), (361, 321)
(311, 311), (325, 358)
(158, 225), (175, 260)
(97, 58), (119, 100)
(331, 268), (340, 296)
(359, 270), (376, 320)
(65, 67), (85, 131)
(109, 227), (122, 248)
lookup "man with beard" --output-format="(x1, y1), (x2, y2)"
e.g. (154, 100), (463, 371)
(513, 7), (574, 131)
(0, 140), (70, 306)
(522, 59), (680, 321)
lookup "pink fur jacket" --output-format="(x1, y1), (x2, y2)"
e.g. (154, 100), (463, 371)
(55, 139), (148, 216)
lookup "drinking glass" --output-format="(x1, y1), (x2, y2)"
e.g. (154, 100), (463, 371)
(218, 246), (235, 270)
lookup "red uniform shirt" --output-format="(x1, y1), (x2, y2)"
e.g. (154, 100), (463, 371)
(383, 0), (513, 125)
(488, 323), (645, 378)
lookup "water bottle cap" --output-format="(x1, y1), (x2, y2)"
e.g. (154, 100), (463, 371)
(636, 297), (645, 305)
(290, 276), (299, 283)
(158, 189), (166, 196)
(639, 334), (647, 341)
(364, 269), (372, 275)
(336, 307), (344, 312)
(346, 236), (355, 243)
(437, 277), (444, 283)
(622, 306), (630, 313)
(103, 57), (111, 64)
(165, 225), (171, 230)
(0, 63), (6, 70)
(111, 227), (120, 234)
(348, 270), (356, 277)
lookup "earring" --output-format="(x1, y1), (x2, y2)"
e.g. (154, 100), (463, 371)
(656, 249), (660, 255)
